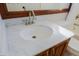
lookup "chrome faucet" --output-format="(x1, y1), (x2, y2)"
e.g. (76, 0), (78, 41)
(25, 10), (36, 25)
(31, 10), (36, 24)
(28, 11), (31, 24)
(22, 6), (36, 25)
(28, 10), (36, 24)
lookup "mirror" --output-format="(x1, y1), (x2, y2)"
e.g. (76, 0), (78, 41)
(0, 3), (71, 19)
(6, 3), (69, 11)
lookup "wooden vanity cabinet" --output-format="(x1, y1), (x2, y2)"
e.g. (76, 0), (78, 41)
(36, 38), (70, 56)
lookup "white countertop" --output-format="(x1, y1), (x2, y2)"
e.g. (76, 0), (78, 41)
(6, 21), (74, 56)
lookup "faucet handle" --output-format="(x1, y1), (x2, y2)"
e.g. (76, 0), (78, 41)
(22, 19), (28, 25)
(28, 11), (32, 24)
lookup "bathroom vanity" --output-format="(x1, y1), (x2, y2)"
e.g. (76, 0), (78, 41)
(36, 39), (70, 56)
(5, 21), (74, 56)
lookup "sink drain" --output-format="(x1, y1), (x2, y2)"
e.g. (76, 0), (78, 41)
(32, 36), (36, 39)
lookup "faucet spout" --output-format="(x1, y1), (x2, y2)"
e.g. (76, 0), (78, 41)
(32, 10), (35, 19)
(22, 6), (36, 25)
(31, 10), (36, 24)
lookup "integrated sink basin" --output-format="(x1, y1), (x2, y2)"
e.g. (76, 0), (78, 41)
(20, 25), (52, 40)
(6, 21), (74, 56)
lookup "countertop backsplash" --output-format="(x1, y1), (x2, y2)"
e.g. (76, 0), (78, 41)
(4, 13), (68, 27)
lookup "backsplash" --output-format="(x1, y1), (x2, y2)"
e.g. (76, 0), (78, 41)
(4, 13), (67, 27)
(4, 17), (29, 27)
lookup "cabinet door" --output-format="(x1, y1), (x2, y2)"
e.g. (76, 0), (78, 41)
(47, 43), (66, 56)
(54, 43), (66, 56)
(36, 50), (49, 56)
(36, 39), (70, 56)
(48, 48), (56, 56)
(53, 39), (69, 56)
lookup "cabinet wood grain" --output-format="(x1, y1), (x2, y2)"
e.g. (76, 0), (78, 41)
(36, 38), (70, 56)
